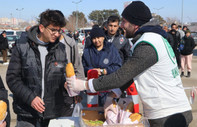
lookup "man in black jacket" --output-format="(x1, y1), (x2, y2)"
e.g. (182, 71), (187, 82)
(0, 31), (8, 65)
(0, 76), (10, 127)
(105, 16), (130, 64)
(6, 9), (73, 127)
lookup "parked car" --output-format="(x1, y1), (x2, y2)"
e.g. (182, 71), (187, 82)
(191, 32), (197, 46)
(6, 35), (19, 56)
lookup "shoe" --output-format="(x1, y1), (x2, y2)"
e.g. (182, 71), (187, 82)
(186, 72), (191, 77)
(3, 62), (9, 65)
(180, 72), (184, 77)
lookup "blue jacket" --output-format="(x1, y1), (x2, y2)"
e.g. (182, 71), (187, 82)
(82, 41), (122, 76)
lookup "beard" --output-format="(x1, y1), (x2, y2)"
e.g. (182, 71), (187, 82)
(125, 30), (134, 38)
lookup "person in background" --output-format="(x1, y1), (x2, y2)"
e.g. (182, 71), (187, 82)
(183, 26), (188, 33)
(19, 26), (32, 39)
(0, 31), (8, 65)
(180, 30), (196, 77)
(178, 25), (185, 39)
(59, 30), (85, 105)
(169, 23), (181, 68)
(105, 15), (130, 64)
(66, 1), (193, 127)
(101, 21), (108, 32)
(6, 9), (70, 127)
(84, 24), (99, 49)
(66, 30), (73, 38)
(73, 31), (79, 43)
(82, 27), (122, 106)
(163, 25), (174, 48)
(0, 76), (10, 127)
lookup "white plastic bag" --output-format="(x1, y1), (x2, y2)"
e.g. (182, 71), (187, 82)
(72, 103), (83, 117)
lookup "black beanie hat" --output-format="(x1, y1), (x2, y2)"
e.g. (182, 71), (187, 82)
(121, 1), (152, 26)
(90, 27), (105, 39)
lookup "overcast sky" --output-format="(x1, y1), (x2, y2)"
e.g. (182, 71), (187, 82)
(0, 0), (196, 23)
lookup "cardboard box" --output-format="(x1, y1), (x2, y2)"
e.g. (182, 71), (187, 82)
(79, 107), (149, 127)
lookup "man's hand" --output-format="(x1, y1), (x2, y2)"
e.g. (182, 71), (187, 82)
(66, 77), (87, 91)
(104, 96), (117, 118)
(0, 121), (6, 127)
(31, 96), (45, 113)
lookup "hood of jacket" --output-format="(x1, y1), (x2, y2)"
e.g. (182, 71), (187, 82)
(135, 25), (167, 39)
(27, 25), (40, 45)
(27, 25), (60, 50)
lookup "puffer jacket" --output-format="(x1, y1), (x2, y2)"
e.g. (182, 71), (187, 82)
(180, 35), (196, 55)
(6, 26), (73, 119)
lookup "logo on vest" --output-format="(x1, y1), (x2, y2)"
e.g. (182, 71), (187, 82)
(103, 58), (109, 64)
(119, 37), (124, 44)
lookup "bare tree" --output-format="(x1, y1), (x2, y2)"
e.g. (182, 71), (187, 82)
(165, 17), (181, 27)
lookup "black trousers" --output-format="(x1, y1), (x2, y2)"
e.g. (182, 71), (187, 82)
(148, 110), (193, 127)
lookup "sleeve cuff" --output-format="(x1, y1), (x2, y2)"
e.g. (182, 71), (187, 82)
(88, 79), (97, 93)
(111, 88), (122, 98)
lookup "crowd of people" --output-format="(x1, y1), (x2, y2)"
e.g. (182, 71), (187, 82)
(0, 1), (196, 127)
(162, 23), (196, 77)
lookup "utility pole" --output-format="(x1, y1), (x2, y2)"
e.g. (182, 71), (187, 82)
(72, 0), (82, 31)
(16, 8), (24, 26)
(181, 0), (184, 28)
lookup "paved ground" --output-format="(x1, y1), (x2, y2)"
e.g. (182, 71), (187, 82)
(0, 48), (197, 127)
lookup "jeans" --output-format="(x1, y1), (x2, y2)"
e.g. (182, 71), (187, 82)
(148, 110), (193, 127)
(16, 116), (50, 127)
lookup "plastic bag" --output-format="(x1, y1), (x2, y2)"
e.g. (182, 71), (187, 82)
(72, 103), (83, 117)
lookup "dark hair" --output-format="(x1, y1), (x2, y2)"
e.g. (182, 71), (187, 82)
(171, 23), (176, 28)
(39, 9), (66, 27)
(178, 25), (182, 28)
(1, 30), (6, 34)
(107, 15), (120, 24)
(183, 26), (188, 30)
(92, 24), (99, 28)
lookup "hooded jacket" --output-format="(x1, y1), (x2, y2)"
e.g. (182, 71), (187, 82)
(105, 32), (130, 64)
(180, 35), (196, 55)
(60, 33), (85, 80)
(6, 26), (73, 119)
(0, 34), (8, 50)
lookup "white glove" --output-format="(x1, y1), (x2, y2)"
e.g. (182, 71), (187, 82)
(66, 77), (87, 91)
(104, 96), (117, 118)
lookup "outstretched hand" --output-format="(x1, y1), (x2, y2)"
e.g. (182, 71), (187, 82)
(65, 77), (87, 92)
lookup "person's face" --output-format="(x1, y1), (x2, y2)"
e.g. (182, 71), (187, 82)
(39, 24), (62, 43)
(107, 21), (119, 36)
(121, 18), (139, 38)
(2, 33), (6, 38)
(171, 25), (177, 30)
(186, 32), (190, 37)
(163, 26), (168, 32)
(92, 37), (105, 49)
